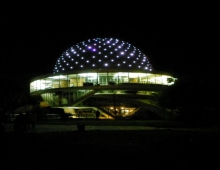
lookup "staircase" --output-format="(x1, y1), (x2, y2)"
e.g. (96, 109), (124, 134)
(71, 90), (100, 106)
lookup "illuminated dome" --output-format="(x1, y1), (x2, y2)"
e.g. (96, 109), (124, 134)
(53, 38), (153, 73)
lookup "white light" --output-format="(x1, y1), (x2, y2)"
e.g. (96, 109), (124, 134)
(48, 75), (67, 79)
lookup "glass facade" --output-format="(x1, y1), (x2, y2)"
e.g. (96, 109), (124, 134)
(30, 71), (175, 93)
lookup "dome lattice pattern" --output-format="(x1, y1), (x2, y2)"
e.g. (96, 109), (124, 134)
(53, 38), (153, 73)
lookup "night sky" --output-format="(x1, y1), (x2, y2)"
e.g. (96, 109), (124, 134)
(0, 2), (218, 91)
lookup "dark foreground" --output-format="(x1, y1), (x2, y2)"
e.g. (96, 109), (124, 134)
(1, 120), (220, 169)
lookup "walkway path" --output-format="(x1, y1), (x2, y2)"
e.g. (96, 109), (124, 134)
(3, 119), (219, 133)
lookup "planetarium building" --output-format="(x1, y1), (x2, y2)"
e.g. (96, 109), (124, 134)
(30, 38), (176, 120)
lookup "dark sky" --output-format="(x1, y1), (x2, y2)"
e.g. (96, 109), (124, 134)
(0, 2), (218, 90)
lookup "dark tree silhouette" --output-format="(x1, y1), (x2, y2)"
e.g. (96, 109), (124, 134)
(158, 74), (220, 121)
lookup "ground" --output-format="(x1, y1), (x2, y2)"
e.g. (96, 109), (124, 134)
(1, 119), (220, 169)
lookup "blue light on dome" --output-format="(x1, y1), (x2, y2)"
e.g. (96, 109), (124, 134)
(53, 38), (153, 73)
